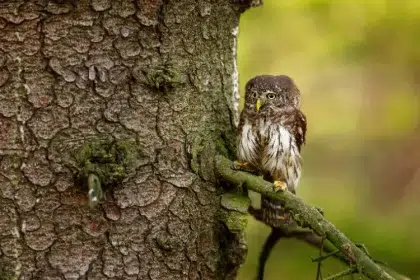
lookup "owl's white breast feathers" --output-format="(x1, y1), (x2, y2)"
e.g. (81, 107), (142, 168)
(262, 124), (301, 191)
(237, 120), (302, 192)
(237, 121), (259, 164)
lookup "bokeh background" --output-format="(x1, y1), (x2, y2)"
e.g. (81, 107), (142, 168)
(236, 1), (420, 279)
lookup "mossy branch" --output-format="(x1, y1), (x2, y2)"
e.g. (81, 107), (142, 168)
(215, 155), (399, 280)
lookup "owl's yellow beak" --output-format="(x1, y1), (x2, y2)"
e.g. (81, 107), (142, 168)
(256, 98), (262, 112)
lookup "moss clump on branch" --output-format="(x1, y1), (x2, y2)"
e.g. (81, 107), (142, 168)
(219, 193), (250, 233)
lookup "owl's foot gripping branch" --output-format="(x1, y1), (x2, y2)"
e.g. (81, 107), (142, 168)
(215, 155), (409, 280)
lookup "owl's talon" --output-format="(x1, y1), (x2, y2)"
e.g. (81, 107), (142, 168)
(231, 162), (237, 170)
(232, 161), (256, 173)
(232, 160), (248, 170)
(273, 180), (287, 192)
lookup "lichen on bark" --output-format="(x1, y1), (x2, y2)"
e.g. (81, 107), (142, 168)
(0, 0), (248, 279)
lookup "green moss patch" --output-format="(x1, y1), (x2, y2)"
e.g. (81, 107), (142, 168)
(72, 140), (145, 192)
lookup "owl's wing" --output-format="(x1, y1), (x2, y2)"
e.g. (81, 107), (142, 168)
(291, 110), (307, 152)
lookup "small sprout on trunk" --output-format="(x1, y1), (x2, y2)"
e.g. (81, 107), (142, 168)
(87, 173), (103, 208)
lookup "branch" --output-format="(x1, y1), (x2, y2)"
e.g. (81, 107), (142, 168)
(215, 155), (397, 280)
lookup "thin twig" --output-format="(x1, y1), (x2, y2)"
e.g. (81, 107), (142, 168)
(316, 238), (324, 280)
(293, 230), (409, 280)
(324, 268), (357, 280)
(312, 250), (340, 263)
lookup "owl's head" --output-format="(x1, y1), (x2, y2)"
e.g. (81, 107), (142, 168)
(244, 75), (300, 112)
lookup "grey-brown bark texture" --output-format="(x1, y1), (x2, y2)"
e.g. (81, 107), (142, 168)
(0, 1), (249, 279)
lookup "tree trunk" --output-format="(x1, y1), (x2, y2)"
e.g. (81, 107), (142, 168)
(0, 1), (248, 279)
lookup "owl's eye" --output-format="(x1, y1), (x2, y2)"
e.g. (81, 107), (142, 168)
(267, 93), (276, 99)
(251, 92), (258, 98)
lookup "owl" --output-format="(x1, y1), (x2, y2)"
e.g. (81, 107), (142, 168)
(236, 74), (307, 227)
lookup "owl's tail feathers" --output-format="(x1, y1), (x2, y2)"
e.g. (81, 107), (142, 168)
(257, 228), (283, 280)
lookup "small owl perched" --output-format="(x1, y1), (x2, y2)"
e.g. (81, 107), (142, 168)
(236, 75), (307, 279)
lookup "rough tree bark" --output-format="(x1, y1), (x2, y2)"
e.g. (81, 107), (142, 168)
(0, 1), (253, 279)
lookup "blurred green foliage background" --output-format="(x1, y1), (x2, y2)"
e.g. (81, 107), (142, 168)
(236, 1), (420, 279)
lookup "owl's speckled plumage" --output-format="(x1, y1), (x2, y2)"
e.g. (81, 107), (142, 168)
(237, 75), (307, 228)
